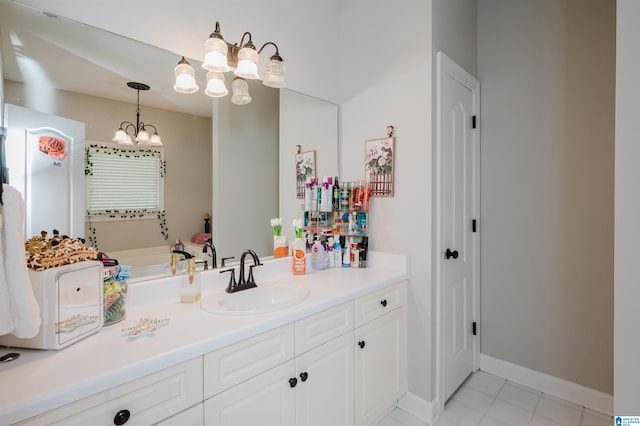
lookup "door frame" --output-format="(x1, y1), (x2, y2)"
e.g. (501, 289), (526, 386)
(434, 51), (481, 417)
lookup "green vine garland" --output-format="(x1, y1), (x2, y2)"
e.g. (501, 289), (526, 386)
(85, 144), (164, 177)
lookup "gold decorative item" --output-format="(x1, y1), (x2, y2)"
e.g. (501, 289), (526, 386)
(121, 318), (170, 339)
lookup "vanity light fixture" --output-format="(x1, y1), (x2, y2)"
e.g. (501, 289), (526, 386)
(112, 82), (163, 147)
(173, 21), (285, 105)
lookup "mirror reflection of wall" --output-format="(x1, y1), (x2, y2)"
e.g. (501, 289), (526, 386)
(214, 81), (279, 260)
(3, 80), (212, 253)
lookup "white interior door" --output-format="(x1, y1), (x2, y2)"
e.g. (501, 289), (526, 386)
(4, 104), (85, 238)
(436, 52), (480, 404)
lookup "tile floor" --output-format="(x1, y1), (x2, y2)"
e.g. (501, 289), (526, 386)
(377, 371), (612, 426)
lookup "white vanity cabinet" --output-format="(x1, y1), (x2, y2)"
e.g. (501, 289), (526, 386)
(354, 282), (407, 426)
(17, 357), (203, 426)
(204, 301), (355, 426)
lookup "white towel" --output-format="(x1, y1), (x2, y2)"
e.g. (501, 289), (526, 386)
(0, 184), (41, 338)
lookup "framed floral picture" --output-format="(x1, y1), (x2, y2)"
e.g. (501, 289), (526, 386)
(365, 137), (394, 196)
(295, 150), (316, 198)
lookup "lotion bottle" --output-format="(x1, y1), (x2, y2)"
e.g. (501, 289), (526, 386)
(333, 238), (342, 268)
(311, 237), (325, 270)
(342, 240), (351, 268)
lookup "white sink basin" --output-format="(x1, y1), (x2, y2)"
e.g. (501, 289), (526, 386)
(201, 283), (309, 315)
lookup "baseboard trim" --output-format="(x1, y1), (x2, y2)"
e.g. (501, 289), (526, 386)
(397, 392), (440, 425)
(479, 354), (613, 416)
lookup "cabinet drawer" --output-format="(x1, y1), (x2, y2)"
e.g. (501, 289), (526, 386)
(355, 281), (405, 327)
(204, 324), (294, 398)
(19, 357), (202, 426)
(295, 301), (354, 355)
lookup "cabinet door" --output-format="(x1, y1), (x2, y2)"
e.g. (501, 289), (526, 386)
(295, 331), (354, 426)
(204, 360), (296, 426)
(354, 308), (406, 426)
(155, 403), (203, 426)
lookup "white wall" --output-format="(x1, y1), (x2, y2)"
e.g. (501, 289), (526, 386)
(339, 0), (433, 402)
(279, 89), (339, 245)
(614, 0), (640, 414)
(478, 0), (615, 393)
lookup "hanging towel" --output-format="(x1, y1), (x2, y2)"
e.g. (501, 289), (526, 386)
(0, 184), (41, 338)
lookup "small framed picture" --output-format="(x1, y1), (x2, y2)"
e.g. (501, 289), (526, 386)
(365, 137), (394, 196)
(295, 150), (316, 198)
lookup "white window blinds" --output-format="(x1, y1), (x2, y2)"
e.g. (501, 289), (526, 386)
(86, 144), (164, 219)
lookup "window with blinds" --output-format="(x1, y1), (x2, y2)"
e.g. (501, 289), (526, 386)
(86, 144), (164, 220)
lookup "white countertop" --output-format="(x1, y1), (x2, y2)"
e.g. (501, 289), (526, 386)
(0, 252), (407, 425)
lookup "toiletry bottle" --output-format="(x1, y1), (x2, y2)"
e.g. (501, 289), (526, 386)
(181, 258), (201, 303)
(362, 181), (371, 211)
(318, 176), (329, 212)
(304, 177), (312, 211)
(311, 237), (325, 270)
(327, 237), (335, 268)
(350, 237), (359, 268)
(342, 239), (351, 268)
(310, 178), (318, 212)
(354, 181), (363, 210)
(332, 176), (340, 211)
(170, 252), (179, 275)
(317, 178), (323, 212)
(340, 182), (349, 211)
(357, 211), (368, 235)
(333, 237), (342, 268)
(292, 237), (306, 275)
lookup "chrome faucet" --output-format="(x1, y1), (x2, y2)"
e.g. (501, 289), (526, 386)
(202, 239), (217, 269)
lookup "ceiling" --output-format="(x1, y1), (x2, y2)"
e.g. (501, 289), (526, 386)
(0, 0), (213, 117)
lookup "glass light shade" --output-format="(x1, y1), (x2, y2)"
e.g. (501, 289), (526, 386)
(205, 71), (228, 97)
(135, 128), (150, 144)
(263, 58), (285, 88)
(231, 78), (252, 105)
(234, 47), (259, 79)
(174, 61), (199, 93)
(203, 37), (229, 72)
(112, 128), (128, 143)
(149, 133), (163, 146)
(118, 134), (134, 146)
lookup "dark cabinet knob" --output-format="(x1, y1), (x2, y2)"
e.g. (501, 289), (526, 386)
(113, 409), (131, 425)
(445, 248), (459, 260)
(289, 377), (298, 388)
(300, 372), (308, 382)
(380, 299), (388, 307)
(358, 341), (365, 349)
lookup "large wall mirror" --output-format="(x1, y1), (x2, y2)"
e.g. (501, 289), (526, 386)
(0, 1), (338, 281)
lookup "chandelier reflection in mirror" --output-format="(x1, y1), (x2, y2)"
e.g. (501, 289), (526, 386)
(173, 21), (285, 106)
(112, 82), (163, 146)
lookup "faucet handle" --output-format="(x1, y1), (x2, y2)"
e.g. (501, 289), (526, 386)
(221, 256), (235, 267)
(220, 268), (237, 293)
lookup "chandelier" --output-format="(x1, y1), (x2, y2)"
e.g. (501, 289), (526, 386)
(173, 21), (285, 105)
(112, 82), (163, 146)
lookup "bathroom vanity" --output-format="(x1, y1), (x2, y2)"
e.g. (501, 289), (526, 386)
(0, 252), (407, 425)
